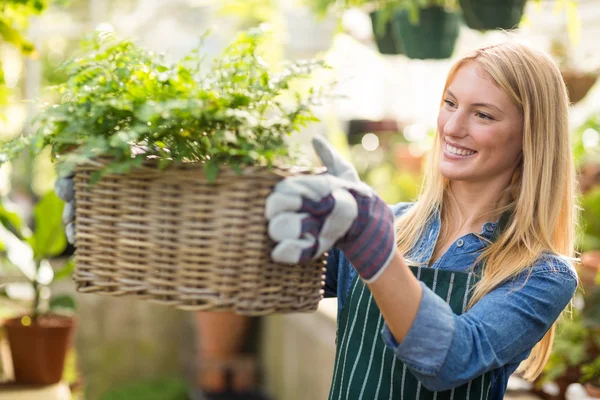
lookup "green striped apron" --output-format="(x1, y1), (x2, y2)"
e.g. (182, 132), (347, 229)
(328, 266), (492, 400)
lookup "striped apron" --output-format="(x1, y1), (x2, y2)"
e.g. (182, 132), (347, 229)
(328, 266), (492, 400)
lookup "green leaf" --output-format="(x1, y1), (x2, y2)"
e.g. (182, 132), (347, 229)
(203, 161), (219, 182)
(53, 258), (75, 281)
(31, 191), (67, 260)
(0, 205), (25, 240)
(49, 294), (76, 313)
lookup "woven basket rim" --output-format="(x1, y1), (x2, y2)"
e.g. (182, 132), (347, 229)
(74, 157), (325, 177)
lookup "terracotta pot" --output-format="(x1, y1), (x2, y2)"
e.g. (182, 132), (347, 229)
(580, 251), (600, 289)
(4, 315), (76, 385)
(585, 382), (600, 398)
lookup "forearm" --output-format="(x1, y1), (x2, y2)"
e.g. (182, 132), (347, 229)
(367, 249), (423, 343)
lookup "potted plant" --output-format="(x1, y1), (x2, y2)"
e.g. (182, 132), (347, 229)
(303, 0), (403, 55)
(393, 1), (460, 60)
(458, 0), (527, 31)
(0, 27), (329, 315)
(306, 0), (460, 59)
(369, 9), (405, 55)
(1, 27), (326, 182)
(0, 191), (76, 384)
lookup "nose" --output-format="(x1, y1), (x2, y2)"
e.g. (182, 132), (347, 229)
(442, 110), (468, 139)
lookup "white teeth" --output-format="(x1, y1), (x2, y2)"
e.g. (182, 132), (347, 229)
(446, 143), (476, 156)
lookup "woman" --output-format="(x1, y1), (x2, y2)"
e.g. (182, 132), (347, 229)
(265, 42), (578, 399)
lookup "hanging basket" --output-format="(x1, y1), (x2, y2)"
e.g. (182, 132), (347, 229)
(370, 11), (405, 55)
(72, 160), (327, 316)
(561, 70), (598, 104)
(396, 6), (460, 60)
(459, 0), (526, 31)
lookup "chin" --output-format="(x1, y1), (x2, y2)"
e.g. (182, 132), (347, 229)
(439, 166), (471, 182)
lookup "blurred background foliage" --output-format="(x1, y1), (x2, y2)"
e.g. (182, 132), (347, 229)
(0, 0), (600, 399)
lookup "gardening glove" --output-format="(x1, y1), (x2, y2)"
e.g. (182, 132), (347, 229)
(265, 136), (396, 283)
(54, 173), (76, 244)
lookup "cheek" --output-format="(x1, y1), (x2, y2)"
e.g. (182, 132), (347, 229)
(489, 129), (523, 160)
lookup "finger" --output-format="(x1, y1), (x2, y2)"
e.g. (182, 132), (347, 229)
(316, 188), (357, 256)
(265, 192), (302, 220)
(55, 177), (75, 202)
(66, 222), (76, 245)
(271, 236), (317, 264)
(62, 200), (75, 225)
(312, 136), (360, 183)
(274, 174), (369, 202)
(266, 189), (337, 222)
(273, 174), (336, 201)
(268, 212), (321, 242)
(274, 172), (371, 201)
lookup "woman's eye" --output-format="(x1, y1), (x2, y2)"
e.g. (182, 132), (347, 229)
(476, 112), (494, 120)
(444, 99), (456, 108)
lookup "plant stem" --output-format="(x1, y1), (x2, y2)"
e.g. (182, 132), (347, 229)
(32, 259), (41, 324)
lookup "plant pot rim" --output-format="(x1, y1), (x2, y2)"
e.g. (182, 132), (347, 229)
(4, 314), (77, 329)
(585, 382), (600, 397)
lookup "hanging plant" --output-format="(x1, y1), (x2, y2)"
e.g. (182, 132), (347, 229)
(0, 28), (329, 182)
(458, 0), (527, 31)
(370, 9), (405, 55)
(305, 0), (460, 59)
(395, 4), (460, 60)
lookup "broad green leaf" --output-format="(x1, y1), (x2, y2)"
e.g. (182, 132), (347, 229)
(0, 205), (24, 240)
(31, 192), (67, 260)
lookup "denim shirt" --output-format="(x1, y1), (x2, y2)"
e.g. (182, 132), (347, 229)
(324, 202), (578, 399)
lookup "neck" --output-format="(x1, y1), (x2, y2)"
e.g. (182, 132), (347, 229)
(444, 176), (513, 233)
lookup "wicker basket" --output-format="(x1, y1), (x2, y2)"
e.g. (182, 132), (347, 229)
(72, 160), (327, 316)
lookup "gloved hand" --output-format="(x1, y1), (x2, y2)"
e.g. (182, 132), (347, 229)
(266, 136), (396, 283)
(54, 173), (76, 244)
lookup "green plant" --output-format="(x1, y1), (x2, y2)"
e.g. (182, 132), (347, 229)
(0, 0), (46, 107)
(306, 0), (457, 22)
(99, 377), (188, 400)
(0, 27), (328, 182)
(580, 187), (600, 252)
(581, 357), (600, 386)
(0, 0), (68, 106)
(573, 113), (600, 169)
(537, 311), (588, 386)
(0, 191), (74, 322)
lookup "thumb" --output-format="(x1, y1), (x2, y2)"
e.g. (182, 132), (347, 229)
(311, 136), (360, 183)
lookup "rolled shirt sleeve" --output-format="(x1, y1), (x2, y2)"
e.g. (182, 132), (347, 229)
(380, 256), (578, 392)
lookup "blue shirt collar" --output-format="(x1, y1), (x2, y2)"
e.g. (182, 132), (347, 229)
(407, 210), (501, 265)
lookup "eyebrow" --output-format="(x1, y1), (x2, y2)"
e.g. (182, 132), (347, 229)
(446, 89), (505, 115)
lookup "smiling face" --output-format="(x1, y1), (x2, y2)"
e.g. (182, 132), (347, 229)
(437, 61), (524, 186)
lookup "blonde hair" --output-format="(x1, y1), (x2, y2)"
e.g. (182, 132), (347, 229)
(394, 42), (577, 381)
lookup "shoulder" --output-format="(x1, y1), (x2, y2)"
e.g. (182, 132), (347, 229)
(390, 202), (416, 219)
(530, 252), (579, 283)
